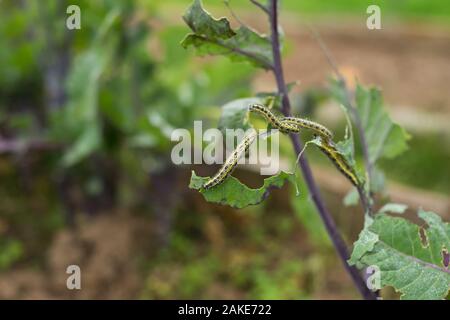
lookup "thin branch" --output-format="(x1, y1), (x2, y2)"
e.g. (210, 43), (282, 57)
(268, 0), (377, 300)
(268, 1), (289, 115)
(249, 0), (270, 15)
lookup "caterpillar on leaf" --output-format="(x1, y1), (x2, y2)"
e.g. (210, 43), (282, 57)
(314, 136), (360, 187)
(203, 131), (258, 190)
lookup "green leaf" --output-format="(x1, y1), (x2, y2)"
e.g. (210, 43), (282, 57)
(329, 79), (409, 192)
(223, 26), (272, 67)
(349, 216), (378, 267)
(354, 84), (410, 164)
(189, 170), (295, 209)
(181, 1), (273, 69)
(58, 9), (118, 167)
(60, 47), (108, 167)
(218, 97), (262, 132)
(350, 209), (450, 300)
(182, 0), (235, 40)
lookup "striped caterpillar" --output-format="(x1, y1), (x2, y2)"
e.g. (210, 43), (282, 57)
(314, 136), (359, 187)
(281, 117), (333, 140)
(203, 103), (357, 190)
(250, 104), (333, 139)
(249, 104), (300, 134)
(203, 131), (258, 190)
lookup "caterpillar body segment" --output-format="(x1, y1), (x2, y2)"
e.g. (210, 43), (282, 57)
(315, 137), (359, 187)
(203, 131), (257, 190)
(249, 104), (300, 134)
(281, 117), (333, 140)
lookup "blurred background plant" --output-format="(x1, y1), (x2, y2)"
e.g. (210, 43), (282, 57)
(0, 0), (449, 299)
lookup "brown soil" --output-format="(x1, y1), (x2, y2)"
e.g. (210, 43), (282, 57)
(0, 214), (154, 299)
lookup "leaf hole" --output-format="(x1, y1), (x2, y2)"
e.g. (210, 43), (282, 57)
(418, 227), (428, 248)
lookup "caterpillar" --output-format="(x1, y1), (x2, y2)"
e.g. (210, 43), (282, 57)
(315, 137), (359, 187)
(249, 104), (300, 134)
(203, 131), (258, 190)
(281, 117), (333, 140)
(204, 102), (355, 190)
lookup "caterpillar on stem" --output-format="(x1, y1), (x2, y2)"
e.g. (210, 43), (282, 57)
(315, 136), (359, 187)
(249, 104), (300, 134)
(202, 131), (258, 190)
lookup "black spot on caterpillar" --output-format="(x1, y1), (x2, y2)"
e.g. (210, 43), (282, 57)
(315, 137), (359, 187)
(203, 131), (258, 190)
(281, 116), (333, 140)
(249, 104), (300, 134)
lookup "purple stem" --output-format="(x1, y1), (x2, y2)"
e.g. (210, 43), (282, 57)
(268, 0), (377, 300)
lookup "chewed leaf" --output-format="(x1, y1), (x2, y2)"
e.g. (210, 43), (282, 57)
(189, 170), (295, 209)
(182, 0), (235, 39)
(349, 222), (378, 266)
(350, 209), (450, 300)
(181, 1), (273, 69)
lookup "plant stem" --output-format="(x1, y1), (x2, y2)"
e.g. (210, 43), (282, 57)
(249, 0), (269, 15)
(268, 0), (377, 300)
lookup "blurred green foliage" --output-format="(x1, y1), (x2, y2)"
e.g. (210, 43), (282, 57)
(0, 239), (23, 270)
(379, 134), (450, 193)
(0, 0), (256, 271)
